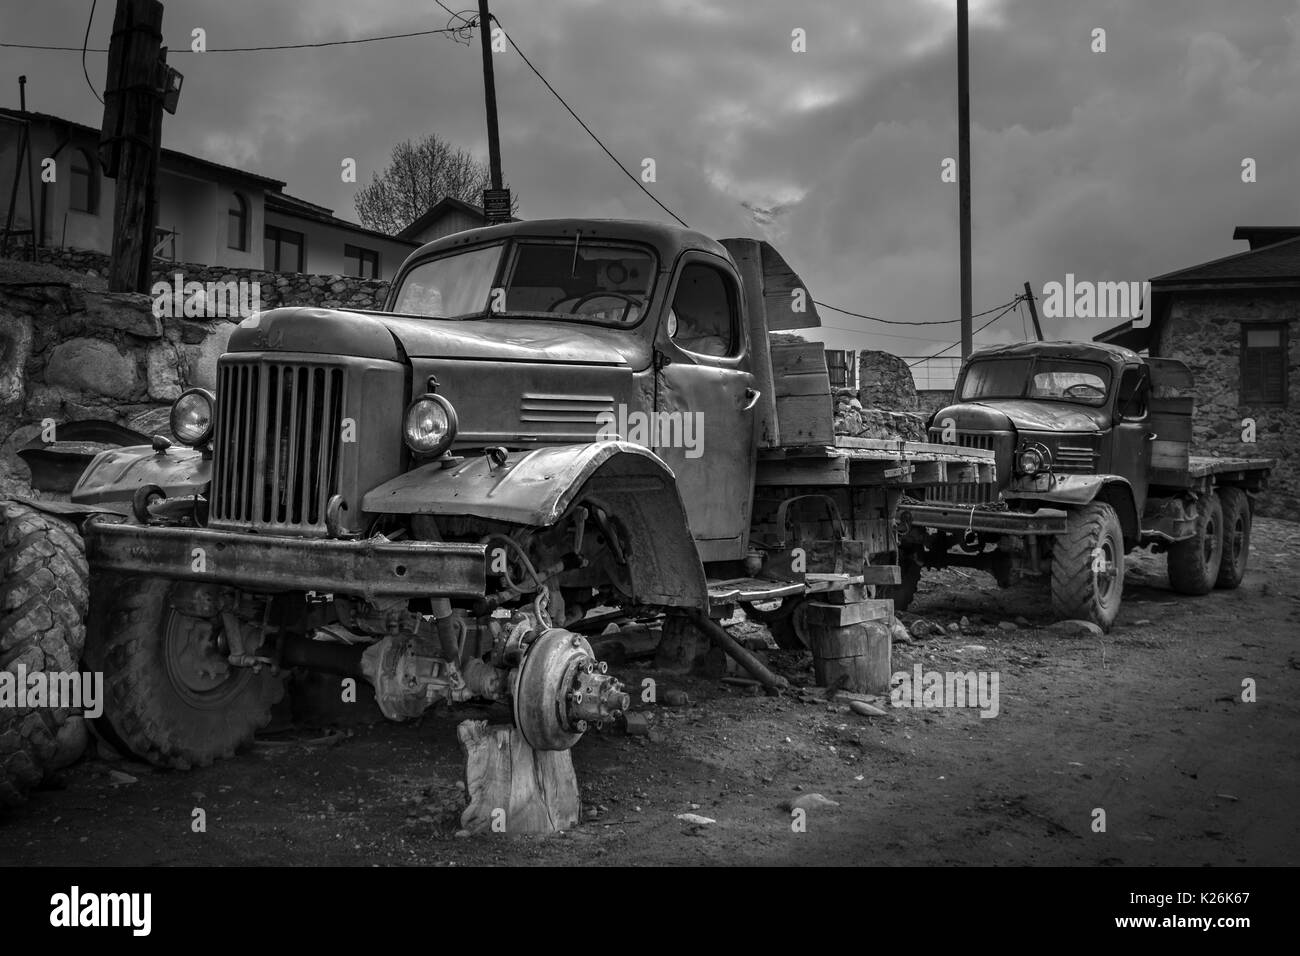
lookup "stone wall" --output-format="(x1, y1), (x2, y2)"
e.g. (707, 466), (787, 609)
(31, 246), (391, 313)
(1154, 290), (1297, 518)
(916, 389), (953, 421)
(0, 253), (389, 500)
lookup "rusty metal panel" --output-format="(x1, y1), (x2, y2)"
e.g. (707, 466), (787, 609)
(84, 521), (488, 599)
(71, 445), (209, 506)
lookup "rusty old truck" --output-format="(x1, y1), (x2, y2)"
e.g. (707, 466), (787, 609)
(1, 219), (997, 802)
(895, 341), (1275, 630)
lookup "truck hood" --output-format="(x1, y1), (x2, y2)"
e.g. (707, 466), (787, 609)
(977, 401), (1108, 432)
(229, 308), (642, 367)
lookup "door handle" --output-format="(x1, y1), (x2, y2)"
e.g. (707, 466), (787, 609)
(740, 387), (761, 411)
(1145, 432), (1157, 441)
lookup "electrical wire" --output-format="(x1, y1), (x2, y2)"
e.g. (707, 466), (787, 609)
(493, 20), (691, 229)
(81, 0), (103, 105)
(908, 297), (1022, 367)
(5, 27), (465, 54)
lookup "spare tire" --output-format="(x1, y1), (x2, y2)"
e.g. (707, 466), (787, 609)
(0, 500), (89, 809)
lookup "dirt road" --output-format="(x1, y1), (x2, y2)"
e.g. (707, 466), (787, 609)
(3, 519), (1297, 866)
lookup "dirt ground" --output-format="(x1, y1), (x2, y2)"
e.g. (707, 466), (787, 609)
(2, 518), (1298, 867)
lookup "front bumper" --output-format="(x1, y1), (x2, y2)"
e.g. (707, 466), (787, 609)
(84, 519), (488, 599)
(899, 503), (1069, 535)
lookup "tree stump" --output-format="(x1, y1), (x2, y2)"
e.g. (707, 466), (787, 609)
(809, 619), (892, 694)
(457, 720), (580, 835)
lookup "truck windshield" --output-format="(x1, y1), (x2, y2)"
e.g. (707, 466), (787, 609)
(392, 240), (657, 327)
(960, 358), (1112, 407)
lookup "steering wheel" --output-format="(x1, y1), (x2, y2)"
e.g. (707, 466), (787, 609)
(1063, 382), (1106, 399)
(550, 291), (641, 320)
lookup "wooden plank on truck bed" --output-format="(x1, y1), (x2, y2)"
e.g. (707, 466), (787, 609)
(755, 456), (848, 486)
(1187, 455), (1276, 477)
(774, 395), (835, 446)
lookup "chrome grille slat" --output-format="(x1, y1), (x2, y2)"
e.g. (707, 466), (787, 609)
(211, 358), (345, 533)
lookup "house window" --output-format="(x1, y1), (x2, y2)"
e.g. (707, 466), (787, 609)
(668, 263), (739, 357)
(69, 149), (98, 214)
(228, 192), (248, 250)
(344, 243), (379, 279)
(264, 224), (305, 273)
(1241, 323), (1288, 405)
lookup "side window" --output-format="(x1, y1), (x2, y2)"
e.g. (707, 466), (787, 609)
(669, 263), (738, 358)
(1241, 323), (1287, 405)
(1116, 366), (1148, 419)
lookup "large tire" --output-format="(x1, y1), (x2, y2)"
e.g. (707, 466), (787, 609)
(85, 575), (285, 769)
(1051, 502), (1124, 632)
(1214, 487), (1251, 590)
(0, 501), (89, 809)
(1167, 493), (1224, 596)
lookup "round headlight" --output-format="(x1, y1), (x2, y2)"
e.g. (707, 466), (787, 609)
(1016, 446), (1046, 476)
(170, 388), (215, 446)
(403, 393), (458, 456)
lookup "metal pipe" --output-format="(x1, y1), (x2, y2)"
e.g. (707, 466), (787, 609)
(686, 611), (789, 692)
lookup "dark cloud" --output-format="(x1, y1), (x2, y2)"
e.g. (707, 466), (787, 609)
(4, 0), (1298, 359)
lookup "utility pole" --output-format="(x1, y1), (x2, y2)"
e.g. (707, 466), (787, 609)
(100, 0), (165, 292)
(477, 0), (511, 224)
(1023, 281), (1044, 341)
(957, 0), (972, 359)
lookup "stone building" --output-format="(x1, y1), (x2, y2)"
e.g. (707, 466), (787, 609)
(1097, 226), (1299, 517)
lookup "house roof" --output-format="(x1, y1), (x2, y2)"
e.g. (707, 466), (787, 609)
(265, 191), (418, 248)
(396, 196), (489, 240)
(1232, 225), (1300, 250)
(0, 107), (286, 190)
(1096, 228), (1300, 351)
(1149, 233), (1300, 285)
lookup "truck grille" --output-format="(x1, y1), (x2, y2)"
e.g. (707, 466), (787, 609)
(925, 429), (997, 505)
(1053, 443), (1098, 474)
(211, 361), (346, 532)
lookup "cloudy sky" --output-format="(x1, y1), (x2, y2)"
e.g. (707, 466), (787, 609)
(4, 0), (1299, 366)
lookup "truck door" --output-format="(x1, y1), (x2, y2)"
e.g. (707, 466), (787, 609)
(1112, 363), (1153, 510)
(654, 253), (757, 563)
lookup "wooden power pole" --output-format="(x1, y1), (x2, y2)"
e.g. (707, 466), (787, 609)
(100, 0), (165, 292)
(957, 0), (972, 359)
(477, 0), (512, 224)
(1023, 281), (1044, 340)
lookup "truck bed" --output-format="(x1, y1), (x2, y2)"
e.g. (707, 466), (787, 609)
(1186, 455), (1275, 478)
(755, 436), (996, 488)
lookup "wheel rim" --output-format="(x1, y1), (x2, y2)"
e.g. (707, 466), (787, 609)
(1228, 514), (1246, 564)
(1203, 512), (1221, 566)
(1094, 538), (1119, 603)
(163, 610), (252, 708)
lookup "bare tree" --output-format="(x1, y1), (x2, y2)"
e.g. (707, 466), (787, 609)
(354, 134), (508, 235)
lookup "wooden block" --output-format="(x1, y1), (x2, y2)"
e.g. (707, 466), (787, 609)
(775, 394), (834, 446)
(457, 720), (580, 834)
(770, 342), (828, 376)
(804, 599), (893, 627)
(825, 583), (872, 604)
(859, 565), (902, 586)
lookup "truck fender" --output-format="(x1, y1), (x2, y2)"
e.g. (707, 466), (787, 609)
(362, 440), (707, 608)
(70, 445), (210, 509)
(1006, 475), (1139, 544)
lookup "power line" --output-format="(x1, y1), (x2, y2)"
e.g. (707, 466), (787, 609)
(494, 21), (691, 229)
(4, 26), (465, 54)
(81, 0), (102, 105)
(814, 297), (1017, 327)
(908, 297), (1022, 367)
